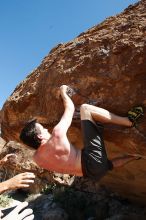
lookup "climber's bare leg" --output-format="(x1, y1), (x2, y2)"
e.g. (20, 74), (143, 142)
(80, 104), (132, 126)
(111, 155), (140, 168)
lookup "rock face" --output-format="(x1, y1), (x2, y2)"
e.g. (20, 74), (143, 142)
(1, 0), (146, 203)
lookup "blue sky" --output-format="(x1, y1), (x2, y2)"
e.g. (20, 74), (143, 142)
(0, 0), (139, 109)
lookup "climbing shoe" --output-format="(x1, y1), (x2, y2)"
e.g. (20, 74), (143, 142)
(128, 106), (144, 127)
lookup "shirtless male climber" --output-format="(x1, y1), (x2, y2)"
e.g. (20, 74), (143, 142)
(19, 85), (144, 181)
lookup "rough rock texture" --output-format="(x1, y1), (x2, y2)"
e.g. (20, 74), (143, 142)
(2, 189), (146, 220)
(1, 0), (146, 203)
(0, 137), (6, 150)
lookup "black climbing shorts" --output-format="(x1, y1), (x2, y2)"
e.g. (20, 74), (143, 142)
(81, 120), (113, 181)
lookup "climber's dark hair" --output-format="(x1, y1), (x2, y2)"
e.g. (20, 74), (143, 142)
(20, 119), (41, 149)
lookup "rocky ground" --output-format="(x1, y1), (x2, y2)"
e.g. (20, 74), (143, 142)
(1, 184), (146, 220)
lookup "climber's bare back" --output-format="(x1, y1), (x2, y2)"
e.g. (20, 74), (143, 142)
(33, 129), (83, 176)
